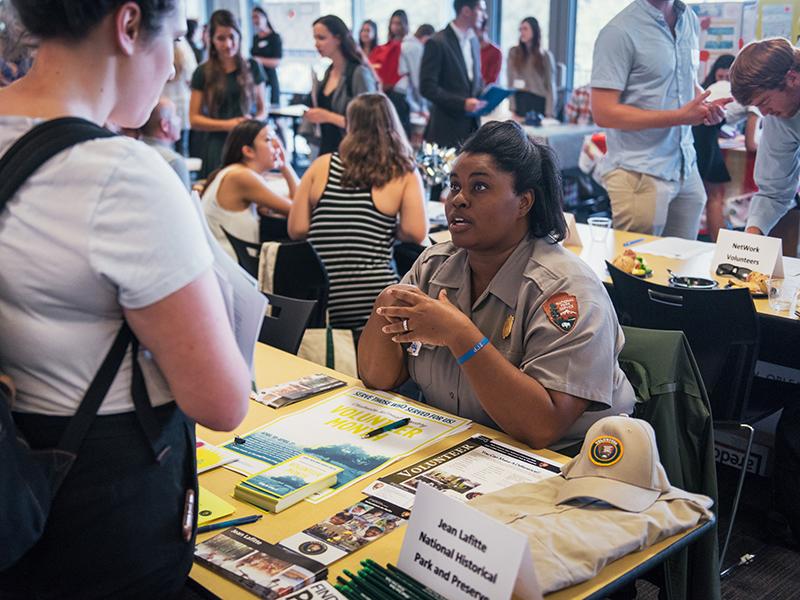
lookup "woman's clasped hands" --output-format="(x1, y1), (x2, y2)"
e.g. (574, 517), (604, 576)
(375, 284), (474, 347)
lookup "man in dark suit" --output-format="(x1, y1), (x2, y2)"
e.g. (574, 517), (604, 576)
(420, 0), (487, 151)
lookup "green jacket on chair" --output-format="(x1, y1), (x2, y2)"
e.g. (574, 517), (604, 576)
(619, 326), (721, 600)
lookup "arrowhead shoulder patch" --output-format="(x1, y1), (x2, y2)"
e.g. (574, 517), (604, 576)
(544, 292), (579, 333)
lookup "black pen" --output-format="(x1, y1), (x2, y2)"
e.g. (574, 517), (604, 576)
(361, 417), (411, 439)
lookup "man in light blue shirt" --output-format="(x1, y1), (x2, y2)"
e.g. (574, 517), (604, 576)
(591, 0), (727, 239)
(730, 38), (800, 236)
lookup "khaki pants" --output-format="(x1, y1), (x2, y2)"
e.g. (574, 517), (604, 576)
(603, 167), (706, 239)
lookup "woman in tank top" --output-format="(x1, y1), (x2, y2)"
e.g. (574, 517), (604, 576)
(202, 119), (296, 259)
(288, 93), (427, 330)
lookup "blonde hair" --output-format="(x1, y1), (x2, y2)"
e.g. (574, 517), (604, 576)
(731, 38), (800, 105)
(338, 93), (415, 189)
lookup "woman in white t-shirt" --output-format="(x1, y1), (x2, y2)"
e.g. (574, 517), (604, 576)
(0, 0), (250, 596)
(202, 119), (296, 259)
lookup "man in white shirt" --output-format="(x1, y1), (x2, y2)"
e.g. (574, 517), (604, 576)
(139, 97), (191, 190)
(419, 0), (486, 150)
(396, 24), (435, 117)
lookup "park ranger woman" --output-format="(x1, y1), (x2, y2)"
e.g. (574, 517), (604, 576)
(358, 121), (635, 451)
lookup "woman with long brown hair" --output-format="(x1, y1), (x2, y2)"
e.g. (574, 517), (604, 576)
(190, 9), (267, 177)
(304, 15), (377, 155)
(506, 17), (557, 118)
(289, 93), (427, 330)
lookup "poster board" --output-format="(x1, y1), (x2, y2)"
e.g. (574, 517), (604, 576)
(691, 2), (757, 83)
(757, 0), (800, 43)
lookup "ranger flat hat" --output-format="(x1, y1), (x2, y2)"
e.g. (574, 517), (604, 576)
(555, 415), (671, 513)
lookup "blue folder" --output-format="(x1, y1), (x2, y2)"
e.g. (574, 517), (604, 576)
(466, 86), (515, 117)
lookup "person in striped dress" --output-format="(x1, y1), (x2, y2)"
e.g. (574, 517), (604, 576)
(288, 93), (427, 330)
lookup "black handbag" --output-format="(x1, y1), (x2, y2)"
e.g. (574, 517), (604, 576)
(0, 118), (137, 569)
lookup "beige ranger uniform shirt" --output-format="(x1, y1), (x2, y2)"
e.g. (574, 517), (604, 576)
(401, 235), (636, 449)
(469, 479), (713, 594)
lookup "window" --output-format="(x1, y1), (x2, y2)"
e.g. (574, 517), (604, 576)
(320, 0), (353, 27)
(573, 0), (628, 88)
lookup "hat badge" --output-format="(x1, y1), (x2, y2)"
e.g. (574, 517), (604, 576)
(589, 435), (624, 467)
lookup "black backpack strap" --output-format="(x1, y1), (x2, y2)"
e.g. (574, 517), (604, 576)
(0, 117), (114, 210)
(1, 118), (168, 460)
(131, 337), (173, 463)
(58, 323), (133, 453)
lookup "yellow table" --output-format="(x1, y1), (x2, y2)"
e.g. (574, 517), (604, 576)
(192, 344), (711, 599)
(431, 223), (795, 320)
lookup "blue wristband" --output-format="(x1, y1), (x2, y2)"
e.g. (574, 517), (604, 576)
(456, 336), (490, 365)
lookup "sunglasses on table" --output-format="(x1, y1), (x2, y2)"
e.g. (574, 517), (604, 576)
(715, 263), (752, 281)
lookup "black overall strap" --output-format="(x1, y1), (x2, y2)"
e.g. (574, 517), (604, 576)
(0, 117), (169, 460)
(0, 117), (114, 210)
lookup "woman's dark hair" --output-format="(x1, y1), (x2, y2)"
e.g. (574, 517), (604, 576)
(11, 0), (176, 40)
(204, 119), (267, 189)
(358, 19), (378, 53)
(315, 15), (368, 66)
(252, 5), (275, 33)
(701, 53), (735, 89)
(459, 121), (567, 242)
(204, 10), (256, 118)
(513, 17), (544, 75)
(388, 10), (408, 41)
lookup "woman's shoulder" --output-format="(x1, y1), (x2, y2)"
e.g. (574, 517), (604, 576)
(311, 152), (335, 173)
(522, 239), (606, 296)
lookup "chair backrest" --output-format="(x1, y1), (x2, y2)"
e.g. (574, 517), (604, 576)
(259, 293), (317, 355)
(273, 241), (330, 328)
(259, 216), (290, 243)
(222, 227), (260, 279)
(607, 261), (760, 422)
(393, 241), (426, 279)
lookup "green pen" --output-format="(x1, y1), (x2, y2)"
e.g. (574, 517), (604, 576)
(358, 567), (417, 600)
(361, 564), (427, 600)
(386, 562), (446, 599)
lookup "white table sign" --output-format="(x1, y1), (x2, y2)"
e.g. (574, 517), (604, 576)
(562, 212), (583, 248)
(398, 484), (542, 600)
(711, 229), (784, 278)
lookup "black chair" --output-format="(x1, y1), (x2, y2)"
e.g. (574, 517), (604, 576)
(606, 261), (764, 572)
(272, 241), (329, 329)
(221, 231), (329, 329)
(393, 241), (426, 279)
(259, 216), (290, 243)
(259, 292), (317, 355)
(222, 228), (260, 279)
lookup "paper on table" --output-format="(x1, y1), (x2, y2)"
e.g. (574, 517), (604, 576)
(190, 191), (267, 371)
(222, 386), (472, 502)
(633, 237), (713, 260)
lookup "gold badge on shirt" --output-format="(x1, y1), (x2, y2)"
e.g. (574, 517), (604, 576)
(502, 314), (514, 339)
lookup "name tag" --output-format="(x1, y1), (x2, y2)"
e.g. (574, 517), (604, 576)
(258, 40), (269, 48)
(513, 79), (526, 90)
(399, 484), (542, 600)
(711, 229), (784, 277)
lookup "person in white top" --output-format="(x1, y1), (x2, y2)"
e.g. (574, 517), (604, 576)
(202, 119), (296, 260)
(0, 0), (249, 595)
